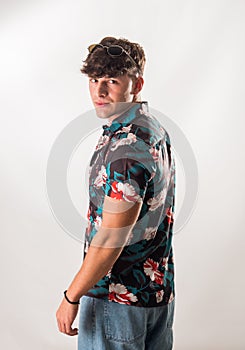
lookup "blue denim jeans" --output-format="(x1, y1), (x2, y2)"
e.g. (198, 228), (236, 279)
(77, 296), (175, 350)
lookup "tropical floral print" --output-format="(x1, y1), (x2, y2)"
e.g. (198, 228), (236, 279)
(110, 132), (137, 151)
(143, 227), (158, 240)
(156, 290), (164, 303)
(94, 165), (107, 188)
(143, 259), (164, 285)
(84, 102), (176, 307)
(115, 124), (132, 134)
(110, 181), (141, 202)
(149, 146), (161, 162)
(166, 207), (174, 224)
(147, 188), (168, 211)
(109, 283), (138, 304)
(94, 215), (102, 230)
(95, 135), (110, 151)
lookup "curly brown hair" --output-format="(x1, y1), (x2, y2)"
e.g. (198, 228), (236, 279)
(81, 37), (146, 78)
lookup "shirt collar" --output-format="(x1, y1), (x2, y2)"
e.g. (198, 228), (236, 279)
(102, 101), (148, 135)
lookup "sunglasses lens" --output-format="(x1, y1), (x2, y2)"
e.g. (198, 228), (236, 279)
(108, 46), (123, 56)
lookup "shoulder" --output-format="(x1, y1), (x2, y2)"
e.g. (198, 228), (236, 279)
(121, 107), (170, 148)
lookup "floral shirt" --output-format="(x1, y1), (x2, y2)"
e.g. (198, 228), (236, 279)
(84, 102), (176, 307)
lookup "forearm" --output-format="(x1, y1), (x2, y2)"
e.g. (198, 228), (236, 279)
(65, 197), (142, 303)
(56, 197), (142, 336)
(65, 245), (123, 302)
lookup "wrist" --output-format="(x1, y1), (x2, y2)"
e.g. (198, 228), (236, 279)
(64, 290), (80, 305)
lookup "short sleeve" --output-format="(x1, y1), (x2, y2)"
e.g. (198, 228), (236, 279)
(104, 135), (156, 203)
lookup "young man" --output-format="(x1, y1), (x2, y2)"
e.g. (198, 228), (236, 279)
(56, 37), (176, 350)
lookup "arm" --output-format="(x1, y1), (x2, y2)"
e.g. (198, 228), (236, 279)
(56, 196), (142, 336)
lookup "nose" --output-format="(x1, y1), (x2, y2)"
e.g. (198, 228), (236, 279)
(97, 81), (108, 98)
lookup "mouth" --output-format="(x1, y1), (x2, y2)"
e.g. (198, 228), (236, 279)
(95, 102), (110, 107)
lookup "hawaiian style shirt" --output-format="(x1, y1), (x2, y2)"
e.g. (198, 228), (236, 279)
(84, 102), (176, 307)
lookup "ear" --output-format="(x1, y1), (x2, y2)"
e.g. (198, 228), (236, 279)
(131, 76), (144, 95)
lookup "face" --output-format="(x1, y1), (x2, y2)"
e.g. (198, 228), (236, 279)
(89, 74), (139, 119)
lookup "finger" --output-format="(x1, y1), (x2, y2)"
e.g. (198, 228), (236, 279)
(56, 313), (65, 333)
(60, 322), (66, 334)
(67, 328), (78, 336)
(57, 317), (66, 334)
(65, 324), (79, 336)
(57, 319), (63, 333)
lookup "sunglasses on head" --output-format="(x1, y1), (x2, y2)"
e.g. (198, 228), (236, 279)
(88, 43), (141, 74)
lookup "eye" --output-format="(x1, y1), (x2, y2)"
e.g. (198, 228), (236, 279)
(108, 79), (118, 84)
(90, 78), (97, 83)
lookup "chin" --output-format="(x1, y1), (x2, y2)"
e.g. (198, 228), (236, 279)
(95, 105), (115, 119)
(94, 102), (132, 119)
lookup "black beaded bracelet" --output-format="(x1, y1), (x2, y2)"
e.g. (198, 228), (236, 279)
(64, 290), (80, 305)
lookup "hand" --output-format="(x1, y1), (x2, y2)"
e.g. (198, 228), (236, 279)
(56, 298), (79, 336)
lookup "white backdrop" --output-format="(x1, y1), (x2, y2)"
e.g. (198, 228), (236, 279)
(1, 0), (245, 349)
